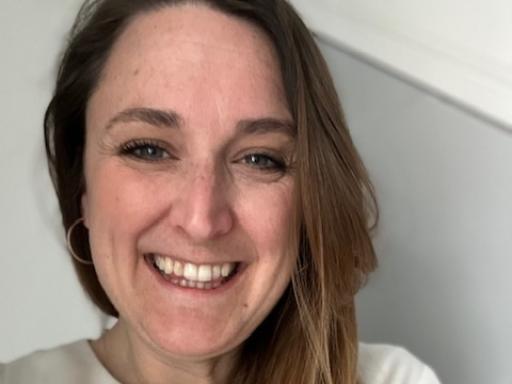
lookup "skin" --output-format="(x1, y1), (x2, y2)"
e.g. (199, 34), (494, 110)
(82, 4), (296, 383)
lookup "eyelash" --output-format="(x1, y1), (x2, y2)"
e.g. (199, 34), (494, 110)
(119, 139), (172, 161)
(239, 153), (288, 173)
(119, 140), (289, 173)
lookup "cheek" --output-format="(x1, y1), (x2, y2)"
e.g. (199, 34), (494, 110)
(85, 164), (169, 300)
(84, 163), (170, 293)
(234, 183), (296, 329)
(87, 164), (164, 233)
(238, 182), (295, 260)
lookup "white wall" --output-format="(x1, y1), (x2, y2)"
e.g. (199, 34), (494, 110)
(0, 0), (108, 361)
(1, 2), (511, 384)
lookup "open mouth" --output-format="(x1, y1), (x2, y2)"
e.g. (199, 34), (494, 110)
(144, 253), (241, 290)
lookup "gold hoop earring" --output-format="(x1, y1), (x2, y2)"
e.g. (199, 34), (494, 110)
(66, 218), (94, 266)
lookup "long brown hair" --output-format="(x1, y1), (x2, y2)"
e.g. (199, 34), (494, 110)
(44, 1), (378, 383)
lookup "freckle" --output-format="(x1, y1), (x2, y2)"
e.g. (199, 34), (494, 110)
(133, 68), (140, 76)
(243, 303), (249, 308)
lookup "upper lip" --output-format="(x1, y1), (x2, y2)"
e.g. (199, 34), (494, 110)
(144, 252), (243, 265)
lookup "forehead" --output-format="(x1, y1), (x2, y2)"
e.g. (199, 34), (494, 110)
(87, 4), (291, 131)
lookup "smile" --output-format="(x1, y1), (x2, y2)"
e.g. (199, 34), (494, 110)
(145, 253), (240, 290)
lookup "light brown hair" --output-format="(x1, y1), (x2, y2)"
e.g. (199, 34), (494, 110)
(44, 0), (378, 382)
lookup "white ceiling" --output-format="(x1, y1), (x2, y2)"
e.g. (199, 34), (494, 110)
(289, 0), (512, 129)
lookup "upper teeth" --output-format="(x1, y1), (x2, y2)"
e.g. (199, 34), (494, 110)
(153, 254), (236, 282)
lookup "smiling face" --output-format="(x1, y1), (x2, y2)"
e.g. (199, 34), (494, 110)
(82, 4), (296, 360)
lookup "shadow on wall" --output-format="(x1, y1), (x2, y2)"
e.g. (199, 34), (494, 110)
(317, 40), (512, 384)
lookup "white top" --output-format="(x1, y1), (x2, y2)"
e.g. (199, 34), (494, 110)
(0, 340), (441, 383)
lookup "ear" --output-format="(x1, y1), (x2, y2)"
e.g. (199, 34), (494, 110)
(81, 193), (90, 229)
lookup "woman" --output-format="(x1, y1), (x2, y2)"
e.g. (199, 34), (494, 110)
(0, 0), (440, 383)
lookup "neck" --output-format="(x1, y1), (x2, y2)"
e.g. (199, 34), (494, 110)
(90, 319), (237, 384)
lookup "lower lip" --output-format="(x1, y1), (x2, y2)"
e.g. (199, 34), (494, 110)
(143, 255), (246, 295)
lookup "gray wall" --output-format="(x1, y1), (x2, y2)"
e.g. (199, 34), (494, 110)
(1, 2), (511, 384)
(318, 42), (512, 384)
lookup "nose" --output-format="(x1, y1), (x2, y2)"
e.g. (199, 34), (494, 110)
(168, 163), (234, 242)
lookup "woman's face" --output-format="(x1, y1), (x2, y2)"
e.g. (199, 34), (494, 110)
(82, 4), (296, 359)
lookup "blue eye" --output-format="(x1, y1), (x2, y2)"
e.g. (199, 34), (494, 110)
(242, 153), (286, 172)
(120, 141), (170, 161)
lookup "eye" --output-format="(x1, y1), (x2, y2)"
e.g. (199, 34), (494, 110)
(120, 140), (171, 161)
(241, 153), (287, 172)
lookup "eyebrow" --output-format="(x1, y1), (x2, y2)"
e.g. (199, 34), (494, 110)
(236, 117), (296, 138)
(105, 107), (183, 130)
(105, 107), (295, 137)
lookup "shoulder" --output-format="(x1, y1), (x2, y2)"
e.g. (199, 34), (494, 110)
(0, 340), (118, 384)
(358, 343), (441, 384)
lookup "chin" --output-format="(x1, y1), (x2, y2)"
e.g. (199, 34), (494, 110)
(139, 311), (247, 359)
